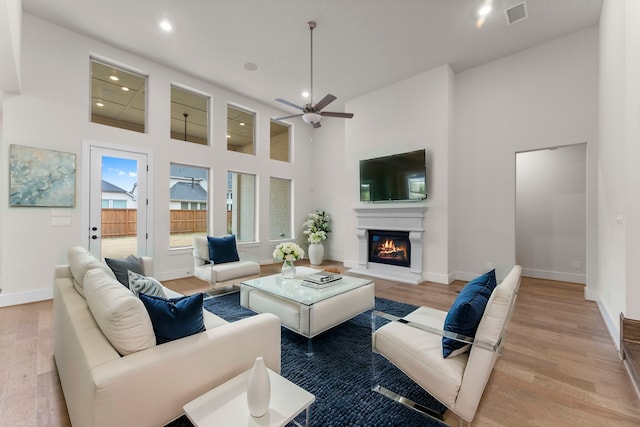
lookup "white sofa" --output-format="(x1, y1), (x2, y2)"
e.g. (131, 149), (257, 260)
(192, 235), (260, 285)
(54, 246), (281, 427)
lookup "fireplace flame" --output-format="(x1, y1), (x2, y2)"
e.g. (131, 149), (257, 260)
(377, 239), (407, 258)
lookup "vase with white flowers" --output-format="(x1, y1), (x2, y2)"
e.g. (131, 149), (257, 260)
(273, 242), (305, 279)
(303, 210), (330, 265)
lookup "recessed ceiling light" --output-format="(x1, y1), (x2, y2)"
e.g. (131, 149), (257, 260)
(109, 75), (119, 81)
(96, 102), (104, 107)
(302, 91), (310, 98)
(244, 62), (258, 71)
(478, 5), (491, 16)
(121, 87), (129, 92)
(226, 134), (231, 138)
(240, 122), (245, 126)
(159, 20), (173, 32)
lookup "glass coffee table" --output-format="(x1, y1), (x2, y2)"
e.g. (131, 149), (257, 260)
(183, 367), (314, 427)
(240, 267), (375, 353)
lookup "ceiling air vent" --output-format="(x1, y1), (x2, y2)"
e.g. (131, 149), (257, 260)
(505, 2), (528, 25)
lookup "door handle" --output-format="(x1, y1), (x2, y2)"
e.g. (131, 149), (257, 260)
(91, 235), (99, 240)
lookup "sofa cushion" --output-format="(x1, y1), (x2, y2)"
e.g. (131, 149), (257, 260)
(68, 246), (116, 297)
(105, 255), (145, 287)
(84, 268), (156, 355)
(194, 236), (211, 262)
(139, 293), (206, 344)
(213, 261), (260, 282)
(128, 271), (167, 298)
(207, 235), (240, 264)
(442, 269), (497, 358)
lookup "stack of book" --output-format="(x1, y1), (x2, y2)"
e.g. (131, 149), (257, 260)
(301, 271), (343, 288)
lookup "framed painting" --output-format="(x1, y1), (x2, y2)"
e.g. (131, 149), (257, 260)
(9, 144), (76, 207)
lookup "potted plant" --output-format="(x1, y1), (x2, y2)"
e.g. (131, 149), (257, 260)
(303, 210), (330, 265)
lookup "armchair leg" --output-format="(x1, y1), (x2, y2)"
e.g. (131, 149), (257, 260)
(372, 384), (445, 422)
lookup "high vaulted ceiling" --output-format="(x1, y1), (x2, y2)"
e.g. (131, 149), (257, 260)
(22, 0), (602, 114)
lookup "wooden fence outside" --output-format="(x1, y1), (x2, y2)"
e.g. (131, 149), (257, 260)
(170, 209), (208, 234)
(101, 209), (207, 237)
(102, 209), (137, 238)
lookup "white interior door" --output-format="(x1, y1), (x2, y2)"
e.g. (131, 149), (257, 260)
(89, 146), (148, 259)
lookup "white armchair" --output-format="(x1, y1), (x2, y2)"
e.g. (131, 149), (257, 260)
(372, 265), (522, 426)
(192, 235), (260, 286)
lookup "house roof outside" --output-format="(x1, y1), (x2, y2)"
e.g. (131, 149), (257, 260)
(101, 179), (128, 194)
(170, 182), (207, 202)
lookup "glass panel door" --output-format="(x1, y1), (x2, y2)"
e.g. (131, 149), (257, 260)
(89, 146), (148, 259)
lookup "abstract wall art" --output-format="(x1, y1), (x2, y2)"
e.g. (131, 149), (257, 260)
(9, 144), (76, 207)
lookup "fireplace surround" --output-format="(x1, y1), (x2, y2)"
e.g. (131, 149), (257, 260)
(350, 206), (426, 284)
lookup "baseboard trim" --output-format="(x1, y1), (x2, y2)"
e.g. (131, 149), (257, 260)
(521, 267), (586, 284)
(596, 297), (620, 352)
(0, 288), (53, 307)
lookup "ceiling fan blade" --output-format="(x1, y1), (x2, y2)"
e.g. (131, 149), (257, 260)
(313, 121), (322, 129)
(274, 113), (303, 121)
(320, 111), (354, 119)
(275, 98), (304, 111)
(313, 94), (337, 111)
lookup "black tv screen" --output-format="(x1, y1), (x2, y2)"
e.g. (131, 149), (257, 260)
(359, 149), (427, 202)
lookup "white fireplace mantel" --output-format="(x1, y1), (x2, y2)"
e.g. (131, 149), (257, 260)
(349, 205), (427, 284)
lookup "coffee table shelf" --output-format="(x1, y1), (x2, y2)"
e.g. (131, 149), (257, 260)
(183, 368), (314, 427)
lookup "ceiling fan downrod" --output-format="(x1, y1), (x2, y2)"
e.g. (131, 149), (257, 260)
(308, 21), (316, 107)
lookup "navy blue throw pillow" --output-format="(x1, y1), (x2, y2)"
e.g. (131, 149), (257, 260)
(207, 235), (240, 264)
(138, 293), (205, 344)
(442, 269), (497, 358)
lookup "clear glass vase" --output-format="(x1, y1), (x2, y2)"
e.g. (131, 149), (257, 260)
(281, 260), (296, 279)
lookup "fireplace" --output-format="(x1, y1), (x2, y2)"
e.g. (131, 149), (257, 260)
(368, 230), (411, 268)
(350, 206), (426, 285)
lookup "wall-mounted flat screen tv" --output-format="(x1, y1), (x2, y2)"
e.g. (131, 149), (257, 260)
(359, 149), (427, 202)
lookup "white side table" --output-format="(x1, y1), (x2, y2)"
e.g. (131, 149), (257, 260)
(183, 368), (315, 427)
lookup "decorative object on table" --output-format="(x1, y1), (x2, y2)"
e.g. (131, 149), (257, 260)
(9, 144), (76, 207)
(301, 271), (343, 288)
(303, 210), (330, 265)
(273, 242), (305, 279)
(247, 356), (271, 418)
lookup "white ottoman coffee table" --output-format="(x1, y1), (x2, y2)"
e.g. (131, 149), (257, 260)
(240, 267), (374, 352)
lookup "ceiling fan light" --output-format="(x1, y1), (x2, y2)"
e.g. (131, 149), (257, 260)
(302, 112), (321, 124)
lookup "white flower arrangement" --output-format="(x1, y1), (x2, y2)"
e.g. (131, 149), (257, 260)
(303, 210), (330, 244)
(272, 242), (305, 261)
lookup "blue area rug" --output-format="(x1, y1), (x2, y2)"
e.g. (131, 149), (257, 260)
(167, 292), (447, 427)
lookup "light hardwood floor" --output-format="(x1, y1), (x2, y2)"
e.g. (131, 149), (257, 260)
(1, 261), (639, 426)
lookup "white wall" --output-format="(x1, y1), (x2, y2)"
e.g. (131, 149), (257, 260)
(338, 64), (454, 283)
(0, 14), (315, 306)
(454, 27), (599, 281)
(306, 116), (348, 261)
(0, 0), (21, 93)
(598, 0), (640, 331)
(515, 145), (587, 284)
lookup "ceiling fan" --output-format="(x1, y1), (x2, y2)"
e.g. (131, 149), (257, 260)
(274, 21), (354, 128)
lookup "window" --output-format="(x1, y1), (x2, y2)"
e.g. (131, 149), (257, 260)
(270, 120), (290, 162)
(90, 58), (147, 133)
(227, 172), (256, 242)
(269, 177), (291, 240)
(101, 199), (128, 208)
(169, 163), (209, 248)
(227, 105), (255, 154)
(170, 85), (209, 145)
